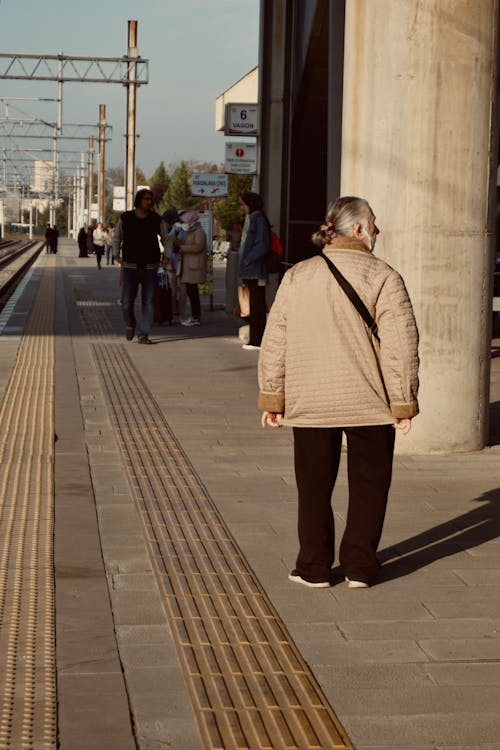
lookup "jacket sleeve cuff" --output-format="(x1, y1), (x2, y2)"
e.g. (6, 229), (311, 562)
(258, 392), (285, 413)
(390, 401), (419, 419)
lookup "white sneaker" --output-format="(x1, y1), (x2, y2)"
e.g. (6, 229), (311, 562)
(242, 344), (260, 350)
(288, 570), (331, 588)
(181, 317), (201, 327)
(345, 577), (369, 589)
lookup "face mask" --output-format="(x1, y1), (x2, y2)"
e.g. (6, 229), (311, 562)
(181, 223), (190, 231)
(363, 227), (376, 251)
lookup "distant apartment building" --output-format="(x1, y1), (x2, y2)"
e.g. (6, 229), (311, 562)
(32, 161), (54, 194)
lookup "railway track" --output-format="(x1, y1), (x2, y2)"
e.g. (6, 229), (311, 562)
(0, 239), (44, 313)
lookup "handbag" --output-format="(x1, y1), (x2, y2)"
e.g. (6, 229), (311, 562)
(319, 252), (380, 342)
(237, 285), (250, 318)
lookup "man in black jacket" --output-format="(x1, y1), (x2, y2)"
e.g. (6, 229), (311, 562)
(112, 189), (169, 344)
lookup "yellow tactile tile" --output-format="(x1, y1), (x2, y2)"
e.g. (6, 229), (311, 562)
(0, 257), (56, 749)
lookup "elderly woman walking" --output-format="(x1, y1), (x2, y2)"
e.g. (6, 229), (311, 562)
(258, 196), (419, 589)
(175, 210), (207, 326)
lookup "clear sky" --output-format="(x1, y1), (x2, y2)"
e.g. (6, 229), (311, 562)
(0, 0), (259, 180)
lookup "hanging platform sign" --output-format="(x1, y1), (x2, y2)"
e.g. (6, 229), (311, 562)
(191, 173), (228, 198)
(224, 104), (259, 136)
(225, 142), (257, 174)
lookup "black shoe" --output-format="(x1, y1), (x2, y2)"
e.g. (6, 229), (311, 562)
(138, 336), (153, 345)
(126, 327), (135, 341)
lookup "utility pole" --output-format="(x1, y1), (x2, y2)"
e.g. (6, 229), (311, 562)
(87, 135), (94, 227)
(79, 153), (86, 229)
(98, 104), (106, 223)
(125, 20), (138, 211)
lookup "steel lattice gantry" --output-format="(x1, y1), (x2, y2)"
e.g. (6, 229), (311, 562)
(0, 53), (148, 85)
(0, 22), (149, 211)
(0, 119), (112, 140)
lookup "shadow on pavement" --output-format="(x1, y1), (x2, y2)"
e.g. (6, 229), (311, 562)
(374, 487), (500, 583)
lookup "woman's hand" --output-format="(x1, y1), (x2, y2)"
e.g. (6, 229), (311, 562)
(393, 418), (412, 435)
(261, 411), (283, 428)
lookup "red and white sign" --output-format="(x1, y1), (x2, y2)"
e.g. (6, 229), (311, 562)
(225, 142), (257, 175)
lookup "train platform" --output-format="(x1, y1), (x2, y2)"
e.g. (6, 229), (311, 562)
(0, 239), (499, 750)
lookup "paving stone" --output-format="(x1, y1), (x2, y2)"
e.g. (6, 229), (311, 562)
(135, 718), (203, 750)
(425, 662), (500, 685)
(111, 572), (158, 591)
(119, 643), (179, 669)
(125, 666), (199, 722)
(58, 673), (136, 750)
(330, 685), (500, 715)
(337, 617), (500, 641)
(314, 663), (433, 690)
(102, 546), (153, 574)
(419, 637), (500, 661)
(453, 568), (500, 585)
(298, 636), (429, 666)
(110, 589), (169, 626)
(344, 713), (500, 746)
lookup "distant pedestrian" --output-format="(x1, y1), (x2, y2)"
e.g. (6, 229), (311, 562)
(51, 225), (59, 254)
(161, 209), (180, 320)
(44, 223), (53, 253)
(105, 224), (114, 265)
(258, 196), (420, 589)
(86, 225), (95, 256)
(239, 192), (270, 350)
(112, 188), (169, 344)
(175, 210), (207, 327)
(93, 222), (107, 270)
(77, 226), (88, 257)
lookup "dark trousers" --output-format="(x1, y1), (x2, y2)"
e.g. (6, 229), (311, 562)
(94, 245), (104, 268)
(185, 283), (201, 320)
(243, 279), (267, 346)
(293, 425), (395, 583)
(122, 267), (156, 339)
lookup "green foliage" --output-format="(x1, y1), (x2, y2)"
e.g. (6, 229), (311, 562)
(36, 206), (49, 235)
(55, 201), (68, 233)
(213, 174), (253, 232)
(163, 161), (199, 212)
(149, 161), (170, 210)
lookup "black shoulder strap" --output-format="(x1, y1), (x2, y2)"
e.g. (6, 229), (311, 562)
(319, 252), (379, 342)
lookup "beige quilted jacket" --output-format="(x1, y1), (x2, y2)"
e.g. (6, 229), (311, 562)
(258, 237), (419, 427)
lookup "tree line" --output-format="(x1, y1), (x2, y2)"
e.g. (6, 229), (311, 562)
(30, 160), (253, 236)
(105, 160), (253, 234)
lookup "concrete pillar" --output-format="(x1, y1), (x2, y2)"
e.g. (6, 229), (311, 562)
(341, 0), (499, 453)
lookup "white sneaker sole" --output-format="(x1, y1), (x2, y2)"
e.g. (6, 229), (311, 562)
(288, 573), (330, 588)
(345, 577), (369, 589)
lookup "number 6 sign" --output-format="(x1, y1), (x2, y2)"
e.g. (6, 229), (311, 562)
(225, 103), (259, 136)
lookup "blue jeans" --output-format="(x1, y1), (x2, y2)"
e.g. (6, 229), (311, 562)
(122, 267), (156, 339)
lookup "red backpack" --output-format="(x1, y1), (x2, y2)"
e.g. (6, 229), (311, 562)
(267, 230), (283, 273)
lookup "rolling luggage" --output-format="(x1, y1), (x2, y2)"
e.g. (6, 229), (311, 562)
(154, 269), (173, 324)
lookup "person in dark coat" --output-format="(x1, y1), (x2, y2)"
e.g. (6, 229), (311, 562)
(86, 225), (95, 255)
(112, 189), (169, 344)
(44, 223), (53, 253)
(238, 191), (270, 349)
(77, 227), (88, 257)
(51, 225), (59, 254)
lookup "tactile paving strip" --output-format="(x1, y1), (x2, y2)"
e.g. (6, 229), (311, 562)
(0, 258), (56, 749)
(92, 342), (353, 750)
